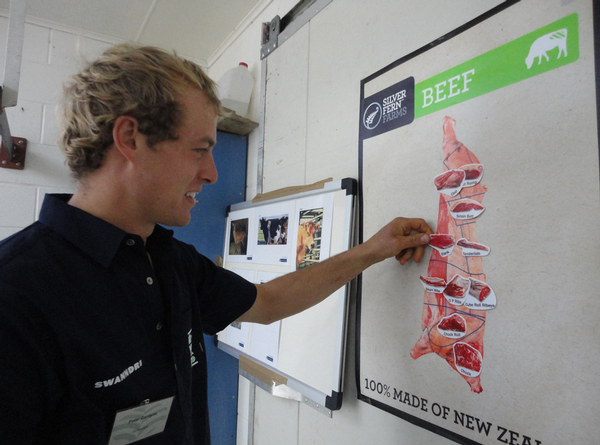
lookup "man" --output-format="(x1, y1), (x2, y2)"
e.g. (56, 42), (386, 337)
(0, 43), (432, 444)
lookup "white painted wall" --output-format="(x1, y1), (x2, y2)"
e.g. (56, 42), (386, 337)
(209, 0), (301, 200)
(0, 17), (116, 239)
(209, 1), (522, 445)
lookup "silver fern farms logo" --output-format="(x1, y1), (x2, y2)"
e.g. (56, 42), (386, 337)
(363, 102), (382, 130)
(360, 76), (414, 140)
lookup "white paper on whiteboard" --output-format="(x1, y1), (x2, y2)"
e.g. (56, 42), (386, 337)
(222, 268), (256, 351)
(249, 271), (284, 366)
(224, 320), (251, 352)
(249, 320), (281, 367)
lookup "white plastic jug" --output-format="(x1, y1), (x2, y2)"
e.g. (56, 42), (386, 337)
(217, 62), (254, 117)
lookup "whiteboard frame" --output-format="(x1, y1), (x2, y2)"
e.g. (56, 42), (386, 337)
(217, 178), (357, 413)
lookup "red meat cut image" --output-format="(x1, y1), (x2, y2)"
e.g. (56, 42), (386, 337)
(454, 343), (482, 373)
(450, 199), (484, 214)
(468, 278), (492, 302)
(457, 238), (489, 253)
(434, 169), (465, 190)
(443, 274), (470, 298)
(438, 313), (466, 333)
(460, 163), (484, 180)
(410, 116), (488, 393)
(420, 276), (446, 288)
(429, 234), (456, 250)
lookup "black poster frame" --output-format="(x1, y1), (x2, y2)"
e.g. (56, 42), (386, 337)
(355, 0), (600, 443)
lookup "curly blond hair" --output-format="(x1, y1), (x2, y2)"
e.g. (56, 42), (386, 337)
(58, 43), (221, 179)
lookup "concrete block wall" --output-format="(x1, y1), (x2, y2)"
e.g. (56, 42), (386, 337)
(0, 17), (117, 240)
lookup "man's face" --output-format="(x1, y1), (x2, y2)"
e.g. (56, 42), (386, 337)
(134, 88), (218, 228)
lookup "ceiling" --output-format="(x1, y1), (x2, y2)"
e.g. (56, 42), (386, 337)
(0, 0), (264, 66)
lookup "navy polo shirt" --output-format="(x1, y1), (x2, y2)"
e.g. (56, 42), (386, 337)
(0, 194), (257, 444)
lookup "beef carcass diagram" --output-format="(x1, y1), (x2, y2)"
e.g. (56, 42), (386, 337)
(411, 116), (495, 393)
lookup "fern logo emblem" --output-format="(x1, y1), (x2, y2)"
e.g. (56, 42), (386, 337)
(363, 102), (382, 130)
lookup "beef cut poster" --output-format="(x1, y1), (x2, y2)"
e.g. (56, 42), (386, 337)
(357, 1), (600, 444)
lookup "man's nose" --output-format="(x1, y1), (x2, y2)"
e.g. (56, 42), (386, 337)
(200, 153), (218, 184)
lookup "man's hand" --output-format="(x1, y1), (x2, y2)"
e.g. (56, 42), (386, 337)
(363, 217), (433, 265)
(239, 216), (433, 325)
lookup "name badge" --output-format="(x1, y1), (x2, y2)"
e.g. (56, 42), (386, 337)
(108, 397), (174, 445)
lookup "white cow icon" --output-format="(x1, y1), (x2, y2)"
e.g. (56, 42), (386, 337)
(525, 28), (568, 69)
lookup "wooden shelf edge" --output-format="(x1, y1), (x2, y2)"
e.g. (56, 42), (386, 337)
(217, 108), (259, 136)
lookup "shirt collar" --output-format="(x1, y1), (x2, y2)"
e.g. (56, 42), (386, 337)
(38, 194), (174, 268)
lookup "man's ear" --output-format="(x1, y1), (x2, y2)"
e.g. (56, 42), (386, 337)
(112, 115), (141, 163)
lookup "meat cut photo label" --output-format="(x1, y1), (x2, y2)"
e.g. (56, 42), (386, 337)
(449, 198), (486, 220)
(434, 164), (484, 197)
(457, 238), (490, 257)
(428, 234), (456, 257)
(437, 313), (467, 339)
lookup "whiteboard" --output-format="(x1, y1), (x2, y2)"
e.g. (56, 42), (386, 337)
(217, 178), (356, 413)
(357, 1), (600, 443)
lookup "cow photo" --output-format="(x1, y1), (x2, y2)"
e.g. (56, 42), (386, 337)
(296, 208), (323, 270)
(229, 218), (248, 255)
(257, 215), (289, 245)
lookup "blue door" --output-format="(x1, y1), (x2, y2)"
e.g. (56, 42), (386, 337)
(170, 130), (247, 445)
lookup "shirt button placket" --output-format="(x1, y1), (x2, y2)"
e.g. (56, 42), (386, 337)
(146, 277), (163, 332)
(127, 237), (162, 335)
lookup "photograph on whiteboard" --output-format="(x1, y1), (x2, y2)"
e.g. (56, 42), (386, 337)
(295, 208), (323, 270)
(257, 215), (289, 245)
(224, 208), (256, 264)
(229, 218), (248, 255)
(357, 2), (600, 444)
(252, 202), (296, 266)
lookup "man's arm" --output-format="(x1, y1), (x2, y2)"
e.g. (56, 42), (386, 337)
(237, 217), (432, 325)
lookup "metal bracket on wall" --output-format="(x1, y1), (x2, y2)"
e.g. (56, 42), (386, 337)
(258, 0), (332, 61)
(260, 15), (280, 60)
(256, 0), (332, 192)
(0, 105), (26, 170)
(0, 0), (27, 170)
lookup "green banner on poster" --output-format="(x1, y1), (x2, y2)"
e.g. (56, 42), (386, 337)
(414, 13), (579, 119)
